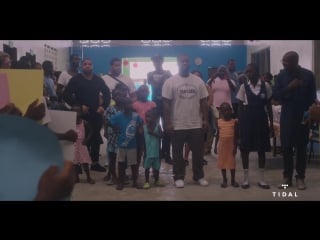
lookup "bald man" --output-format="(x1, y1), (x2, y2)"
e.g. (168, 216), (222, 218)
(273, 51), (317, 190)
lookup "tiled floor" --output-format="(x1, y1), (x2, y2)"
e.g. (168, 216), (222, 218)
(71, 145), (320, 201)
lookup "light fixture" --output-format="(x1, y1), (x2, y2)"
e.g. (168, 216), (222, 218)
(141, 40), (172, 46)
(79, 40), (111, 47)
(200, 40), (232, 47)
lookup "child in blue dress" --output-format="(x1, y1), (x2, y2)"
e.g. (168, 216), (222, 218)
(143, 109), (164, 189)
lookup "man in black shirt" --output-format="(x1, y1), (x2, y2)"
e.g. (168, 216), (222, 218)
(63, 58), (111, 172)
(273, 51), (317, 190)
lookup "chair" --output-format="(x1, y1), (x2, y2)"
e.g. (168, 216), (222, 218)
(308, 123), (319, 162)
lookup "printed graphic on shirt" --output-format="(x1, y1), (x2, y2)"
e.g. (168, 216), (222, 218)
(152, 73), (163, 84)
(121, 118), (137, 147)
(177, 84), (197, 99)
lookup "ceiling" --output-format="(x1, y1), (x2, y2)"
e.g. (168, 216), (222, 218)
(72, 40), (245, 47)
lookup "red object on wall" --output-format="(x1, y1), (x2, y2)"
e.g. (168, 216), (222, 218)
(123, 60), (129, 66)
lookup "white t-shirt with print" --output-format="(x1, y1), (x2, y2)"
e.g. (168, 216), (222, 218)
(102, 74), (136, 94)
(57, 71), (72, 87)
(162, 73), (208, 130)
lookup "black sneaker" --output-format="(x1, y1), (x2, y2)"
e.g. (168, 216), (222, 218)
(202, 159), (208, 165)
(90, 163), (106, 172)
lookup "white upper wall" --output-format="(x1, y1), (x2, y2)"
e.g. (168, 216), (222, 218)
(246, 40), (313, 75)
(0, 40), (313, 75)
(0, 40), (72, 71)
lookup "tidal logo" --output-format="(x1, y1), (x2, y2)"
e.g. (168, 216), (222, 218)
(272, 184), (298, 198)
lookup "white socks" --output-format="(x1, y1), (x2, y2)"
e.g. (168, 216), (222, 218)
(259, 168), (268, 186)
(243, 169), (249, 185)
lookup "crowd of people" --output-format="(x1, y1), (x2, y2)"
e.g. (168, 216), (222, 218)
(0, 49), (319, 200)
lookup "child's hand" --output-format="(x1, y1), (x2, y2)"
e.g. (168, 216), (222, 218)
(62, 129), (78, 142)
(0, 103), (22, 116)
(24, 99), (45, 121)
(34, 161), (76, 201)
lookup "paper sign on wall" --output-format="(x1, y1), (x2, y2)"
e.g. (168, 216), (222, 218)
(0, 69), (43, 114)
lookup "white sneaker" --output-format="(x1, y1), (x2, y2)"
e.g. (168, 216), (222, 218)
(198, 178), (209, 186)
(175, 179), (184, 188)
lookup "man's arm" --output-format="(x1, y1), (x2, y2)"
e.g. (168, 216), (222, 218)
(226, 78), (236, 92)
(307, 71), (317, 107)
(147, 72), (152, 85)
(266, 99), (274, 138)
(99, 79), (111, 110)
(56, 84), (65, 100)
(163, 98), (173, 135)
(200, 97), (208, 130)
(273, 74), (301, 102)
(62, 77), (77, 107)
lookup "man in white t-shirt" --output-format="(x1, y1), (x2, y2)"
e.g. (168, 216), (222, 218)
(162, 54), (209, 188)
(102, 57), (136, 102)
(56, 54), (81, 97)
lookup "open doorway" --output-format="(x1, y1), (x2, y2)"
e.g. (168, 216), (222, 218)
(251, 47), (270, 75)
(121, 57), (178, 100)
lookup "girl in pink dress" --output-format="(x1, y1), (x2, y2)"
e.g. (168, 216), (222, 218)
(132, 85), (156, 167)
(74, 108), (95, 184)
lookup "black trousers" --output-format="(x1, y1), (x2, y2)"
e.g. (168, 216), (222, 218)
(282, 145), (307, 180)
(171, 128), (204, 181)
(84, 113), (103, 163)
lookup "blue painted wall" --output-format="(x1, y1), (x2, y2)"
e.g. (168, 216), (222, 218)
(71, 45), (247, 81)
